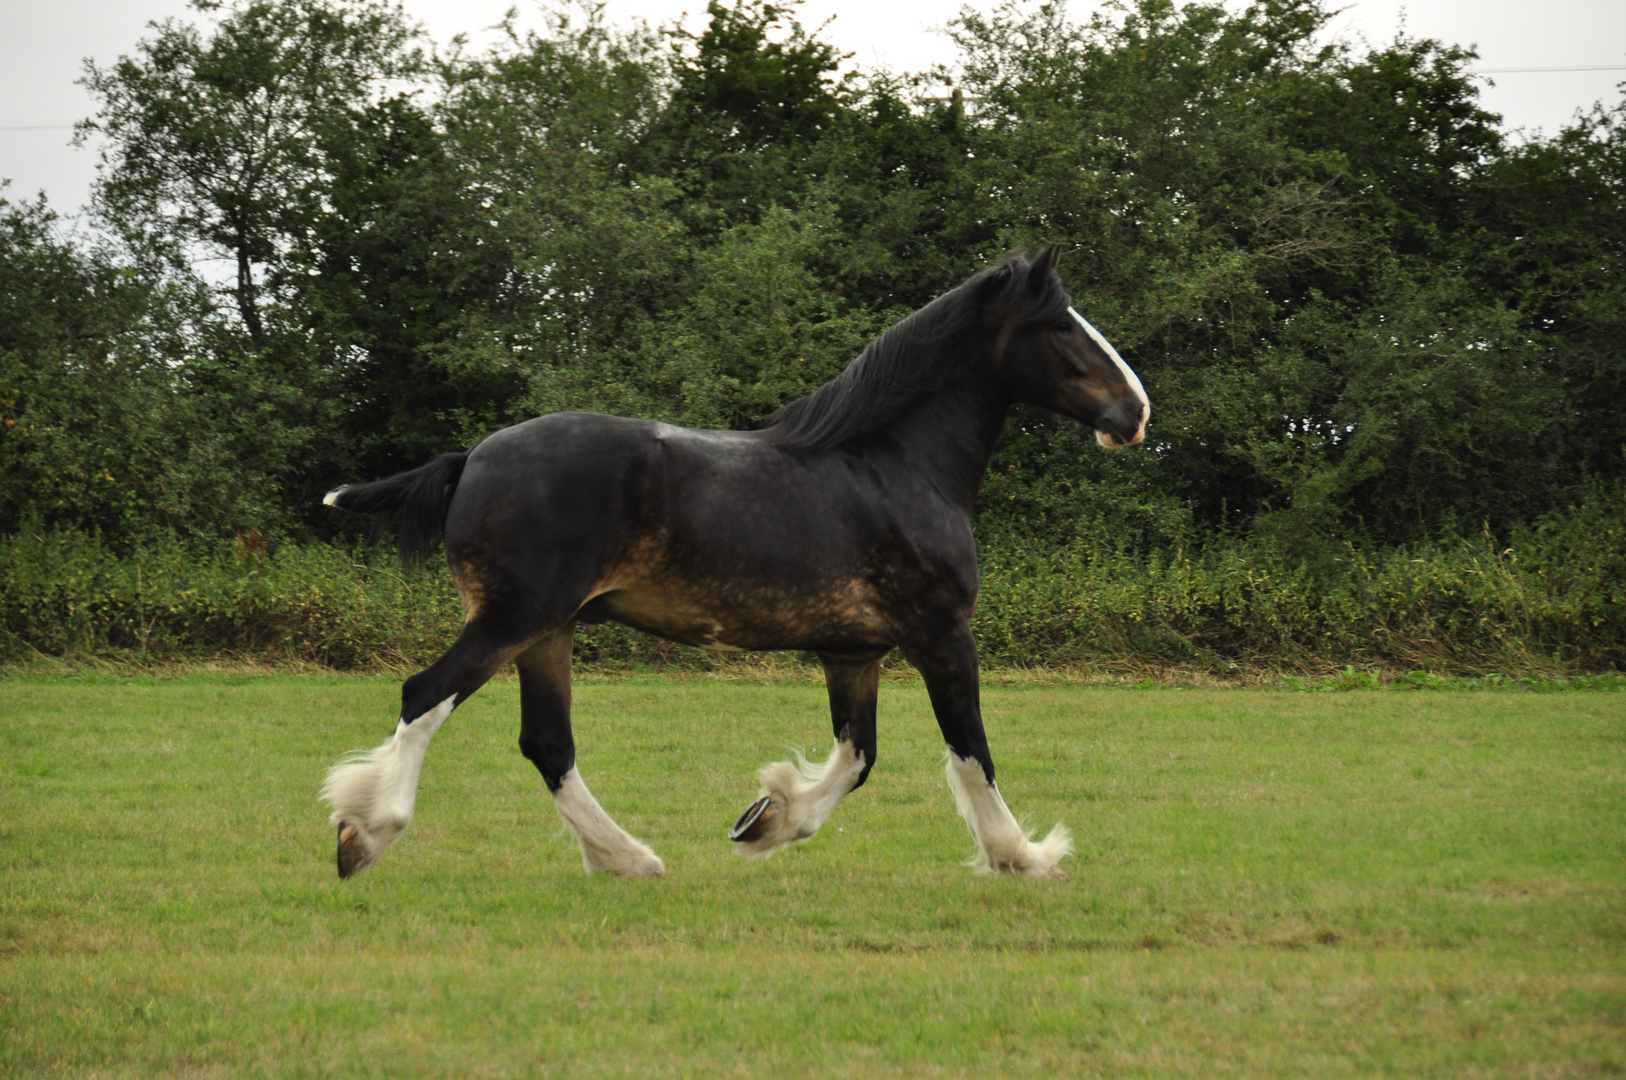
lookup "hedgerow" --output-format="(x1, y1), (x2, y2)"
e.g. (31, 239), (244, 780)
(974, 491), (1625, 673)
(6, 491), (1618, 675)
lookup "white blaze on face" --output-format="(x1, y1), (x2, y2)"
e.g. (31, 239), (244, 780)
(1069, 307), (1150, 417)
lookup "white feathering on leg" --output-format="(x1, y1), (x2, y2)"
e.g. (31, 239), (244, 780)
(319, 694), (456, 872)
(735, 740), (867, 859)
(551, 768), (665, 877)
(943, 751), (1072, 878)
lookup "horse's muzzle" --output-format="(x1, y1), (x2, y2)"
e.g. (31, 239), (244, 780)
(1092, 400), (1144, 445)
(1094, 407), (1147, 448)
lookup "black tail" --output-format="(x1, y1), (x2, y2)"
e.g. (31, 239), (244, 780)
(324, 452), (469, 565)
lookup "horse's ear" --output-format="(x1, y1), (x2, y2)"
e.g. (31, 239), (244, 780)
(1029, 245), (1061, 292)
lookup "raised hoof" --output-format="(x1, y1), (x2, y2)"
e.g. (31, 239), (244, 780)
(728, 795), (777, 843)
(336, 822), (368, 879)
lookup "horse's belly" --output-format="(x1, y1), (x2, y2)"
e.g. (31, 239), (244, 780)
(593, 581), (892, 653)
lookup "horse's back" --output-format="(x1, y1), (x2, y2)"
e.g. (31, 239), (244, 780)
(444, 411), (781, 568)
(452, 410), (819, 539)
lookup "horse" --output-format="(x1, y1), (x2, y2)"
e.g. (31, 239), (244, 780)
(319, 246), (1149, 881)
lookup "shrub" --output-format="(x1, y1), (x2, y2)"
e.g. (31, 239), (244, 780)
(3, 490), (1620, 674)
(974, 491), (1624, 673)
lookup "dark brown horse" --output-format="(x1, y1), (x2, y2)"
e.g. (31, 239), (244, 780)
(320, 247), (1148, 879)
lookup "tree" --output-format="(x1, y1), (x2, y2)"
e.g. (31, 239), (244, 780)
(0, 189), (309, 542)
(946, 0), (1552, 550)
(1466, 99), (1626, 488)
(6, 0), (1614, 560)
(79, 0), (425, 346)
(641, 0), (847, 229)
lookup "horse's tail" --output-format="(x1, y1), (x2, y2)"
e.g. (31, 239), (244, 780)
(323, 451), (469, 565)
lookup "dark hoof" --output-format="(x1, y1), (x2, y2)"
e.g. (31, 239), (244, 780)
(729, 796), (776, 843)
(336, 822), (367, 878)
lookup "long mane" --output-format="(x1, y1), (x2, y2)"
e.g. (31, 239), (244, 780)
(763, 252), (1074, 452)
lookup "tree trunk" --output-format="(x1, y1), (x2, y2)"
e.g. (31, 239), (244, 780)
(236, 239), (264, 345)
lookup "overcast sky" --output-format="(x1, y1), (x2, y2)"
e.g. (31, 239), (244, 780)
(3, 0), (1623, 218)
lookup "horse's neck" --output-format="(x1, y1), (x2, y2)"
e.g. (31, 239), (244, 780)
(889, 375), (1010, 511)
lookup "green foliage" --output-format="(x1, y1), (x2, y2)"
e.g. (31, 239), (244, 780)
(78, 0), (425, 343)
(638, 204), (890, 430)
(6, 488), (1620, 674)
(5, 0), (1624, 669)
(947, 0), (1559, 544)
(668, 0), (844, 153)
(0, 192), (313, 543)
(975, 488), (1626, 673)
(0, 525), (460, 666)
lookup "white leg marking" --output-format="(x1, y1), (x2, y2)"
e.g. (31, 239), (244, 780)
(552, 768), (665, 877)
(320, 692), (455, 878)
(943, 752), (1073, 878)
(735, 740), (867, 859)
(320, 694), (457, 874)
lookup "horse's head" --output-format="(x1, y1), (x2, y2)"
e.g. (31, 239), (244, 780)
(987, 246), (1150, 448)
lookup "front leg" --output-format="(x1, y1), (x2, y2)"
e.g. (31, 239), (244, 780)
(906, 621), (1072, 878)
(730, 651), (884, 858)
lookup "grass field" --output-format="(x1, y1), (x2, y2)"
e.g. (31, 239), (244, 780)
(2, 673), (1623, 1077)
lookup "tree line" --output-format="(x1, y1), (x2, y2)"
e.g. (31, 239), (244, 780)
(3, 0), (1623, 574)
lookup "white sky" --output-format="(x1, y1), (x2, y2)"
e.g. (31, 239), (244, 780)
(2, 0), (1623, 218)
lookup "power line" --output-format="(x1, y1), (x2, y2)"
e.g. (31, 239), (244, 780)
(1474, 64), (1626, 74)
(4, 63), (1623, 133)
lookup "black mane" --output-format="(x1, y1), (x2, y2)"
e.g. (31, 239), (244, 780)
(763, 251), (1073, 452)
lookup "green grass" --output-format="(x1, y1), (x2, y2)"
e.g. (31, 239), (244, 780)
(2, 674), (1623, 1077)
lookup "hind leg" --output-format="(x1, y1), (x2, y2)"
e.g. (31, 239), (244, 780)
(320, 620), (525, 877)
(517, 626), (663, 877)
(730, 651), (883, 858)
